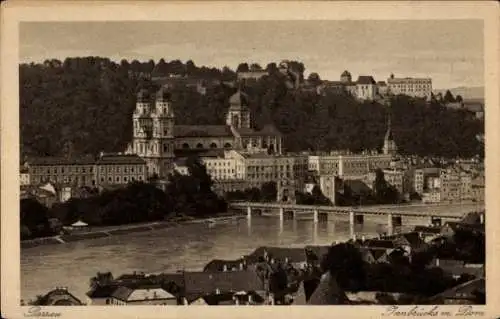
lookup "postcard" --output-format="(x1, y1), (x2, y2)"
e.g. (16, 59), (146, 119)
(1, 1), (499, 318)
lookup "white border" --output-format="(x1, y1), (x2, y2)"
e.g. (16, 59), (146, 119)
(2, 1), (499, 318)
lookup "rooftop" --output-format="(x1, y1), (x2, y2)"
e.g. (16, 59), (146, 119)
(97, 154), (145, 165)
(356, 76), (376, 85)
(27, 156), (96, 166)
(174, 125), (234, 138)
(183, 270), (264, 295)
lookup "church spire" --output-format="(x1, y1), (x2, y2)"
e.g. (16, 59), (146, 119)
(382, 90), (397, 155)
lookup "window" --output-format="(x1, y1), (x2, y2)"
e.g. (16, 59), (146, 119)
(116, 177), (120, 182)
(210, 143), (217, 149)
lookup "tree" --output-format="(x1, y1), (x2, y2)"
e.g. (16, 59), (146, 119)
(261, 181), (277, 202)
(455, 95), (463, 103)
(250, 63), (263, 72)
(443, 90), (455, 103)
(236, 63), (249, 73)
(266, 62), (278, 73)
(20, 198), (54, 238)
(320, 243), (366, 291)
(307, 72), (321, 86)
(89, 272), (114, 289)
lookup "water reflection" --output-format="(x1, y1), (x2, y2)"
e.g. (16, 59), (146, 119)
(22, 216), (389, 302)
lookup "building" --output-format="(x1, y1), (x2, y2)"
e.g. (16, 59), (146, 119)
(403, 168), (424, 196)
(237, 70), (269, 81)
(95, 153), (147, 186)
(422, 191), (441, 204)
(318, 174), (337, 204)
(308, 151), (392, 180)
(440, 168), (463, 202)
(125, 89), (283, 178)
(182, 270), (266, 303)
(429, 278), (484, 305)
(355, 76), (378, 101)
(25, 156), (96, 187)
(386, 73), (432, 100)
(126, 87), (175, 178)
(224, 149), (308, 200)
(381, 168), (406, 194)
(35, 287), (83, 306)
(110, 285), (178, 305)
(20, 168), (30, 186)
(202, 155), (238, 180)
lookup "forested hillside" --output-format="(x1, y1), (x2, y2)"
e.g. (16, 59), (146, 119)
(20, 57), (484, 159)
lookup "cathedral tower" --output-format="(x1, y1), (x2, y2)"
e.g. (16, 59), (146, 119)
(226, 89), (250, 129)
(130, 87), (175, 178)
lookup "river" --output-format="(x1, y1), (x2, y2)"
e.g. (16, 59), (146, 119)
(21, 215), (402, 303)
(21, 201), (484, 303)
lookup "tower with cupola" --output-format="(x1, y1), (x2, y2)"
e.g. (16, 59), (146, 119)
(129, 87), (175, 178)
(226, 89), (250, 129)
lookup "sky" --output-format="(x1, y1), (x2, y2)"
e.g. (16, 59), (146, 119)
(19, 20), (484, 89)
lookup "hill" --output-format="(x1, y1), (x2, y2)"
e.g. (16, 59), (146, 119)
(433, 86), (484, 102)
(19, 57), (484, 159)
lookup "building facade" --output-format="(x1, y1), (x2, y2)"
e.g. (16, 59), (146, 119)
(25, 154), (146, 188)
(308, 152), (393, 179)
(26, 156), (97, 187)
(95, 153), (147, 186)
(386, 73), (432, 100)
(126, 89), (283, 179)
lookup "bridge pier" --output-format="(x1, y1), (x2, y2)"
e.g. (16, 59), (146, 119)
(387, 213), (393, 236)
(349, 211), (355, 226)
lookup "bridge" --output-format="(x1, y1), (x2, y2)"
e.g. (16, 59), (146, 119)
(229, 201), (483, 233)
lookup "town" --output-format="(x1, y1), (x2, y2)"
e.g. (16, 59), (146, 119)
(20, 57), (485, 306)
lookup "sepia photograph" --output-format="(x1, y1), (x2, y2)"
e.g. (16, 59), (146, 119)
(2, 1), (499, 318)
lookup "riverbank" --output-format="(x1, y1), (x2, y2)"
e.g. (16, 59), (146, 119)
(21, 213), (245, 249)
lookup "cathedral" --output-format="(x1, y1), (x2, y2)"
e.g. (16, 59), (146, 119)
(125, 87), (283, 178)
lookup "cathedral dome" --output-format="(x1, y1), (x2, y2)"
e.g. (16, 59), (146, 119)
(156, 87), (171, 100)
(341, 70), (351, 77)
(229, 90), (249, 107)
